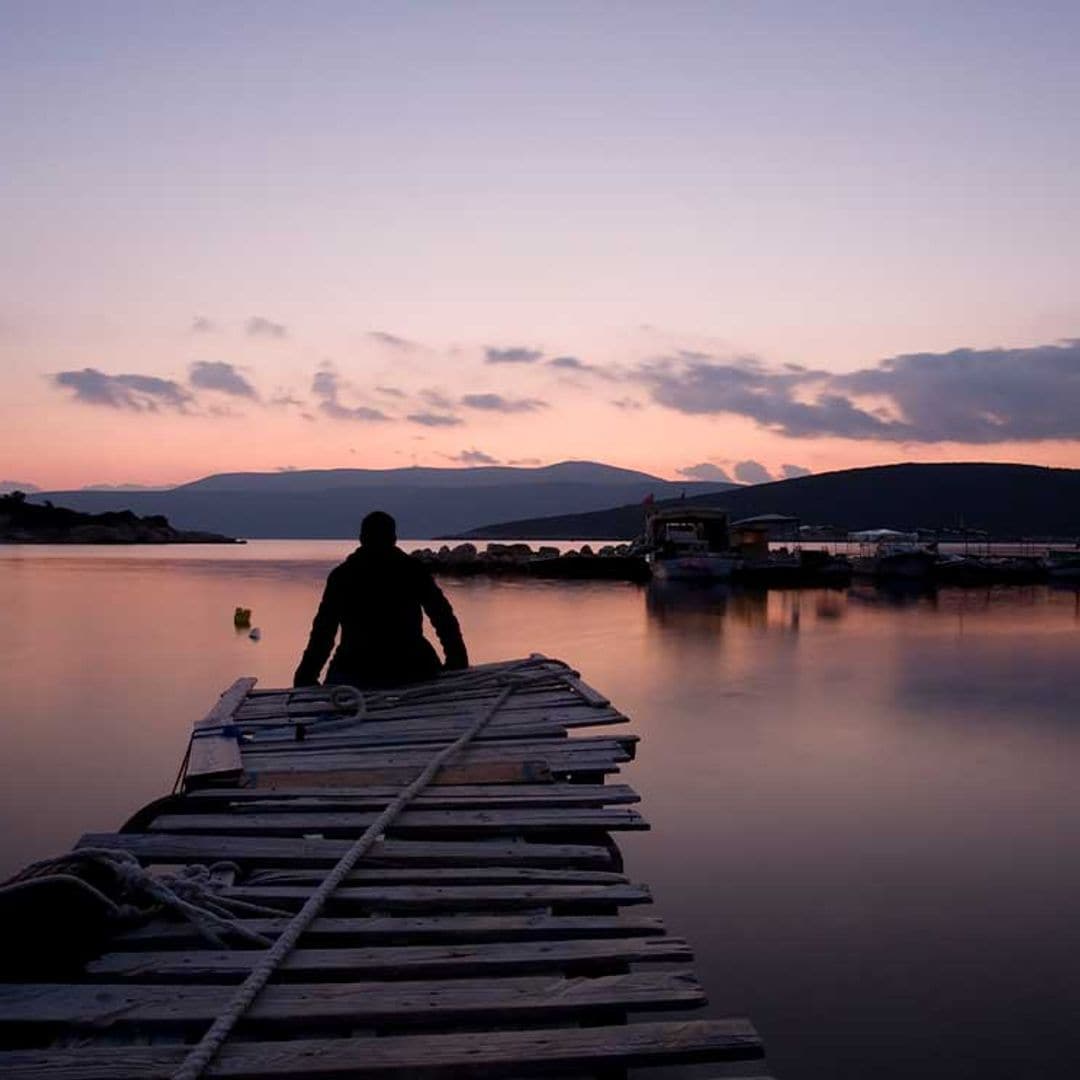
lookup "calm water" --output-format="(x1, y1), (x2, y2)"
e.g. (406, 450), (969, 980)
(2, 540), (1079, 1079)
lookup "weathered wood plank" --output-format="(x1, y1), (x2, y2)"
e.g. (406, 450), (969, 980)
(216, 882), (651, 912)
(76, 833), (616, 868)
(244, 759), (556, 788)
(87, 935), (691, 981)
(111, 913), (666, 949)
(234, 867), (630, 886)
(0, 1018), (762, 1078)
(182, 782), (641, 809)
(184, 677), (255, 785)
(239, 734), (635, 767)
(0, 971), (704, 1030)
(147, 807), (647, 836)
(237, 717), (630, 753)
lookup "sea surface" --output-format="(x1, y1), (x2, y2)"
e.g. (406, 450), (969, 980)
(1, 540), (1079, 1079)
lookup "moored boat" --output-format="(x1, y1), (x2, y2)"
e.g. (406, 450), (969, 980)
(645, 507), (741, 581)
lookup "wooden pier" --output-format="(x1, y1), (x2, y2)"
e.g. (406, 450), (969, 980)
(0, 656), (771, 1078)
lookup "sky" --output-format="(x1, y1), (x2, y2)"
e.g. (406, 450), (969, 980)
(2, 0), (1079, 491)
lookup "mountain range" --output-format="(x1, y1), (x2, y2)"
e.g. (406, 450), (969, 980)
(34, 461), (734, 538)
(458, 463), (1080, 540)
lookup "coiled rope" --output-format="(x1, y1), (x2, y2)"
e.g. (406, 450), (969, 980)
(1, 849), (291, 948)
(170, 674), (523, 1080)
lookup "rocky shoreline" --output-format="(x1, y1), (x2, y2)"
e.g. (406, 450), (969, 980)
(0, 492), (240, 545)
(411, 541), (651, 581)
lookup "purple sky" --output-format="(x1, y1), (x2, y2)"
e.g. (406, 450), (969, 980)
(2, 1), (1078, 488)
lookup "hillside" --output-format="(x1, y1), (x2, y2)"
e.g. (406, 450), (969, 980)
(457, 463), (1080, 540)
(0, 492), (237, 544)
(38, 461), (734, 538)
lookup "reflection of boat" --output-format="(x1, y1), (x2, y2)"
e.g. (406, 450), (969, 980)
(1045, 549), (1080, 581)
(849, 529), (937, 580)
(645, 507), (741, 581)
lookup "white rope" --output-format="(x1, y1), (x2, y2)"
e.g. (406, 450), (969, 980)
(2, 849), (291, 948)
(170, 676), (522, 1080)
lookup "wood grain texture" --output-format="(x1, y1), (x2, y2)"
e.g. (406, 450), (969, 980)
(0, 1019), (762, 1078)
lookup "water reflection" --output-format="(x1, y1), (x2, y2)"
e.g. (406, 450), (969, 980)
(1, 546), (1079, 1079)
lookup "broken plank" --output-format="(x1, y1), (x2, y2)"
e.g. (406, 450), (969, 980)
(0, 1018), (762, 1078)
(183, 677), (255, 786)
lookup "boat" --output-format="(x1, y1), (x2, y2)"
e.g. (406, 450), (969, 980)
(848, 529), (937, 581)
(645, 506), (741, 581)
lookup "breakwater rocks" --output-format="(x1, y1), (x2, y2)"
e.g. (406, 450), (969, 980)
(412, 542), (652, 582)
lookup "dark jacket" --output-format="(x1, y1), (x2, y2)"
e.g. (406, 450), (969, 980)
(293, 546), (468, 688)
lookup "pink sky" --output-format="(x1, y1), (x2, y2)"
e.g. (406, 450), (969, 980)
(2, 3), (1078, 490)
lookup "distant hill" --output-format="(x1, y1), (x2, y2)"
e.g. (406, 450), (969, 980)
(37, 461), (735, 538)
(457, 463), (1080, 540)
(0, 492), (236, 544)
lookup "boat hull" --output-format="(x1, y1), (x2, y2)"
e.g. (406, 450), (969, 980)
(650, 554), (742, 581)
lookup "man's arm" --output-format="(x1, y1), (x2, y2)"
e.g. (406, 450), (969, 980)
(293, 575), (342, 686)
(420, 572), (468, 670)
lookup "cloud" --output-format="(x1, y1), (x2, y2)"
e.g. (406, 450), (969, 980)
(548, 355), (588, 370)
(311, 367), (390, 422)
(189, 361), (258, 398)
(421, 389), (455, 411)
(634, 340), (1080, 444)
(611, 398), (644, 410)
(780, 463), (812, 478)
(485, 346), (543, 365)
(678, 463), (735, 482)
(376, 385), (406, 398)
(509, 457), (542, 466)
(368, 331), (417, 350)
(0, 480), (40, 494)
(453, 448), (500, 465)
(54, 368), (193, 411)
(734, 460), (773, 484)
(461, 393), (548, 413)
(246, 316), (288, 339)
(191, 316), (217, 334)
(268, 391), (305, 408)
(408, 412), (464, 427)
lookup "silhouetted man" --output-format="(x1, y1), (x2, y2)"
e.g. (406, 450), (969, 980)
(293, 510), (468, 688)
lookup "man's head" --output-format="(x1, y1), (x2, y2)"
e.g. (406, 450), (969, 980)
(359, 510), (397, 551)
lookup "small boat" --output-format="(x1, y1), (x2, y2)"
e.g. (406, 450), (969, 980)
(849, 529), (937, 581)
(645, 506), (741, 581)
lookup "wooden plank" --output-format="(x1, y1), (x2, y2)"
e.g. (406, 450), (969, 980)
(244, 759), (556, 788)
(146, 807), (648, 836)
(184, 677), (255, 786)
(234, 867), (631, 886)
(216, 882), (651, 912)
(239, 734), (635, 766)
(87, 935), (691, 981)
(111, 913), (667, 949)
(182, 782), (641, 809)
(236, 716), (631, 753)
(0, 971), (705, 1030)
(0, 1018), (762, 1078)
(76, 832), (616, 868)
